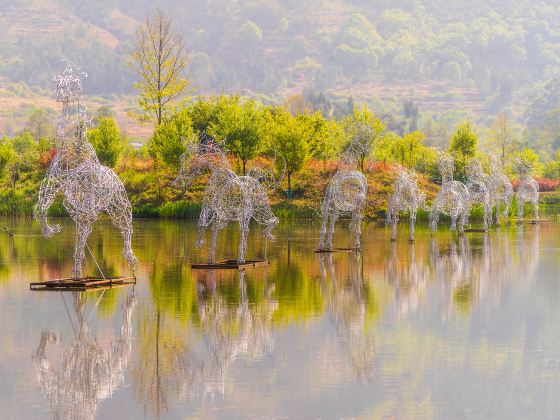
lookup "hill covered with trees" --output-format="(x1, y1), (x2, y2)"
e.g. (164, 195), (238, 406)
(3, 0), (560, 130)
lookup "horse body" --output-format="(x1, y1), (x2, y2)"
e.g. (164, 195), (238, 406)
(466, 159), (491, 228)
(429, 155), (470, 233)
(514, 158), (539, 223)
(489, 173), (513, 225)
(517, 178), (539, 222)
(386, 168), (426, 242)
(319, 169), (368, 251)
(179, 143), (278, 264)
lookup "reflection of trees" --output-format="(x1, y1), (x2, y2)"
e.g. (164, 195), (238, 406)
(384, 243), (426, 317)
(131, 268), (278, 416)
(33, 291), (136, 420)
(319, 253), (376, 382)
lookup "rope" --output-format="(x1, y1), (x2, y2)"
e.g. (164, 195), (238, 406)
(85, 242), (106, 280)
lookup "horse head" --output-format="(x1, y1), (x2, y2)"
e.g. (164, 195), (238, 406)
(53, 61), (87, 105)
(437, 153), (455, 183)
(175, 138), (228, 190)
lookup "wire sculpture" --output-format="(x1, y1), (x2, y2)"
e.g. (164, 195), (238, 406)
(34, 63), (137, 278)
(176, 140), (279, 264)
(429, 154), (470, 233)
(465, 158), (491, 228)
(318, 253), (376, 382)
(513, 157), (539, 223)
(386, 167), (426, 243)
(487, 154), (513, 225)
(33, 291), (136, 420)
(318, 124), (374, 251)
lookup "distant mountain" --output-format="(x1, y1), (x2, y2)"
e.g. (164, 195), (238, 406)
(2, 0), (560, 121)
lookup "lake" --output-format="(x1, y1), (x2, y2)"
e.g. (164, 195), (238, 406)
(0, 217), (559, 419)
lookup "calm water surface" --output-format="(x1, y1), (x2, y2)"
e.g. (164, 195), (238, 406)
(0, 218), (559, 419)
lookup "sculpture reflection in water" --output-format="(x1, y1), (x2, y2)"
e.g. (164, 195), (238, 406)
(318, 124), (374, 251)
(427, 227), (539, 317)
(429, 154), (470, 234)
(386, 167), (426, 243)
(514, 158), (539, 223)
(488, 154), (513, 226)
(34, 63), (137, 277)
(318, 253), (376, 382)
(175, 140), (279, 264)
(33, 291), (136, 420)
(384, 243), (427, 317)
(193, 269), (277, 399)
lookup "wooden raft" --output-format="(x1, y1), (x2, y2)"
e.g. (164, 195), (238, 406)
(464, 228), (487, 233)
(30, 276), (136, 291)
(315, 247), (361, 253)
(191, 259), (269, 269)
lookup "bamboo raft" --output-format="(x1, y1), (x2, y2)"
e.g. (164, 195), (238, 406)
(191, 259), (269, 269)
(30, 276), (136, 291)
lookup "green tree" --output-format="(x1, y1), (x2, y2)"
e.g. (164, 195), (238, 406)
(149, 109), (194, 170)
(450, 121), (478, 177)
(343, 106), (385, 172)
(210, 98), (265, 175)
(0, 138), (15, 179)
(271, 112), (315, 195)
(88, 117), (126, 168)
(129, 9), (189, 126)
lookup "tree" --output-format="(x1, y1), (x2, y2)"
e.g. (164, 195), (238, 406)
(88, 117), (126, 168)
(343, 106), (385, 172)
(210, 98), (265, 175)
(450, 121), (478, 177)
(130, 9), (189, 126)
(272, 112), (315, 195)
(26, 108), (54, 140)
(489, 113), (514, 165)
(0, 138), (15, 179)
(149, 109), (194, 170)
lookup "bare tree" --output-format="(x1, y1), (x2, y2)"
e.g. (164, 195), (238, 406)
(129, 9), (189, 126)
(490, 113), (513, 165)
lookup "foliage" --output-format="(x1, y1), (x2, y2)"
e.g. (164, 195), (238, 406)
(149, 109), (194, 170)
(449, 121), (478, 178)
(87, 117), (126, 168)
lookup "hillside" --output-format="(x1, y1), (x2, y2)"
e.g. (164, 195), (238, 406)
(2, 0), (560, 142)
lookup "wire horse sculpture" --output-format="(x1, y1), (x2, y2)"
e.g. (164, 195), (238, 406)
(33, 291), (136, 420)
(318, 124), (374, 251)
(176, 139), (279, 264)
(34, 63), (137, 278)
(386, 167), (426, 243)
(488, 154), (513, 225)
(465, 158), (492, 229)
(514, 157), (539, 223)
(429, 154), (470, 234)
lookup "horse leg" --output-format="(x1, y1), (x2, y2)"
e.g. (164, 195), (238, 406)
(459, 210), (468, 234)
(238, 217), (250, 264)
(326, 211), (339, 250)
(196, 207), (212, 248)
(107, 198), (137, 273)
(517, 196), (524, 223)
(409, 209), (417, 243)
(73, 220), (93, 278)
(429, 207), (439, 234)
(350, 208), (363, 249)
(208, 221), (222, 264)
(34, 176), (62, 237)
(450, 212), (457, 231)
(534, 199), (539, 223)
(319, 201), (330, 250)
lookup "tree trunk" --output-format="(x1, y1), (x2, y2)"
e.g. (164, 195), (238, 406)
(242, 159), (246, 176)
(287, 172), (292, 198)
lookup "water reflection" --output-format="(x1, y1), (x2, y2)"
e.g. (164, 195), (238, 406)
(319, 253), (376, 382)
(0, 220), (556, 418)
(33, 291), (136, 420)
